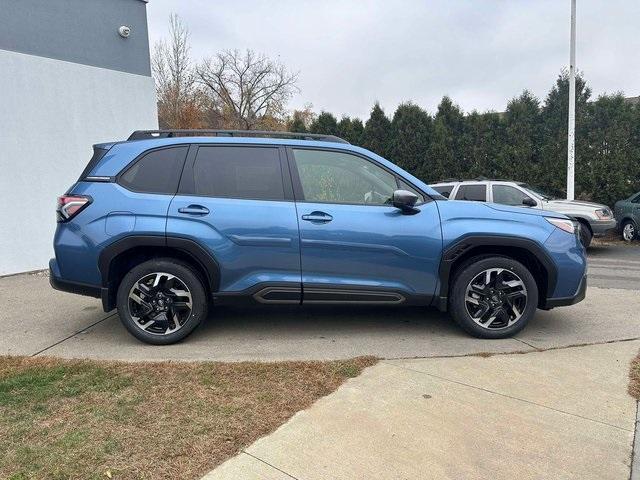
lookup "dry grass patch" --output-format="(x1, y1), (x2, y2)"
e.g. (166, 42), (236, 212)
(629, 351), (640, 399)
(0, 355), (376, 480)
(592, 230), (638, 247)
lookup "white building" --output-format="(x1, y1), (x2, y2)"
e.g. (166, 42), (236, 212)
(0, 0), (158, 275)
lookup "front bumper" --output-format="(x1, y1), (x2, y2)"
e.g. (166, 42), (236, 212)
(590, 218), (616, 236)
(542, 274), (587, 309)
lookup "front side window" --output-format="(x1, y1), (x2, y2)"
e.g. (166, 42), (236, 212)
(119, 146), (187, 194)
(454, 184), (487, 202)
(292, 149), (397, 205)
(398, 179), (425, 204)
(632, 193), (640, 204)
(193, 146), (284, 200)
(492, 185), (534, 206)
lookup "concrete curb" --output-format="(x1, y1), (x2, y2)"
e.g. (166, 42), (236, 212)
(632, 401), (639, 480)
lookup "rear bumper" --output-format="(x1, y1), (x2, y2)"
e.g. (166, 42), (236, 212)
(541, 274), (587, 309)
(49, 258), (102, 299)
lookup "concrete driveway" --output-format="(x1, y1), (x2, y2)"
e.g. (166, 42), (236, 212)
(1, 246), (639, 361)
(204, 340), (639, 480)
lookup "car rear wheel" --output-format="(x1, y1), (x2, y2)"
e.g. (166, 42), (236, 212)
(449, 256), (538, 339)
(622, 220), (636, 242)
(116, 258), (208, 345)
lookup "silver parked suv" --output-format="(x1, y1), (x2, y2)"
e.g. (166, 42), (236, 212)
(429, 179), (615, 247)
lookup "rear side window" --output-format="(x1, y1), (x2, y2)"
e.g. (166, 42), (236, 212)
(119, 147), (188, 194)
(193, 146), (284, 200)
(432, 185), (453, 198)
(454, 184), (486, 201)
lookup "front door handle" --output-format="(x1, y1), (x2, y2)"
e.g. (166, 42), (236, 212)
(178, 205), (210, 216)
(302, 211), (333, 223)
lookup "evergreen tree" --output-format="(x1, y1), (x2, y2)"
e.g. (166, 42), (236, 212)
(337, 116), (354, 142)
(349, 118), (365, 145)
(429, 96), (466, 181)
(309, 111), (339, 136)
(337, 116), (366, 144)
(499, 90), (542, 182)
(580, 94), (638, 206)
(362, 103), (392, 157)
(462, 111), (505, 179)
(389, 102), (432, 179)
(287, 110), (308, 133)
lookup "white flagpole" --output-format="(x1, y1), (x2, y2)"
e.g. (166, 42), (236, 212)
(567, 0), (576, 200)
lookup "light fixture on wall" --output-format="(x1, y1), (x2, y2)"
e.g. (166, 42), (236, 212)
(118, 25), (131, 38)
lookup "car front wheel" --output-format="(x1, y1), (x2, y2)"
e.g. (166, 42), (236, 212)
(449, 256), (538, 339)
(116, 258), (208, 345)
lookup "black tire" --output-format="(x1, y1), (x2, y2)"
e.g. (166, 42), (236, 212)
(621, 220), (636, 243)
(449, 256), (538, 339)
(116, 258), (208, 345)
(578, 222), (592, 248)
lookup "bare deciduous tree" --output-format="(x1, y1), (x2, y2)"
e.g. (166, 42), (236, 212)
(197, 49), (299, 130)
(152, 14), (205, 128)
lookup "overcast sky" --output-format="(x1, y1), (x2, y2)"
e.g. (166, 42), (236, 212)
(146, 1), (640, 120)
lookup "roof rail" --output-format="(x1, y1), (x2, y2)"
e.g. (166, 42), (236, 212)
(127, 129), (350, 144)
(435, 177), (515, 183)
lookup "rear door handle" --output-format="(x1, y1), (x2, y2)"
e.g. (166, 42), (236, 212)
(302, 211), (333, 223)
(178, 205), (210, 216)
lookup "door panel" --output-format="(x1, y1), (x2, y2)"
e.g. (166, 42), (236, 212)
(167, 197), (301, 292)
(167, 145), (301, 294)
(288, 147), (441, 300)
(297, 202), (441, 298)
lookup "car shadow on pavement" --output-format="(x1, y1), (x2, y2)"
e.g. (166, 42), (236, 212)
(203, 304), (450, 334)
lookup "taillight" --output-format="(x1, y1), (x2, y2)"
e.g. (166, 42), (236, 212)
(56, 195), (91, 222)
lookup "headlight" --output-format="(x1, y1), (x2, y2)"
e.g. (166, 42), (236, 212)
(595, 208), (612, 219)
(546, 217), (576, 234)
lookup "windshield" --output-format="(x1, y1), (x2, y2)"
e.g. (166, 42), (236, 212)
(519, 184), (556, 201)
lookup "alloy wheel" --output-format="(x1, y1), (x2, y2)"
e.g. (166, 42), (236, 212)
(127, 272), (193, 336)
(464, 268), (528, 330)
(623, 223), (635, 242)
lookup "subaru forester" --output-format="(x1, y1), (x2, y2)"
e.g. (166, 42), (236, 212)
(50, 130), (587, 345)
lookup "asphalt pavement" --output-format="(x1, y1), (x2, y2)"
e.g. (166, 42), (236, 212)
(588, 244), (640, 290)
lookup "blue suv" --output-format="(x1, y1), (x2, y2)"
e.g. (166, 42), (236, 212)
(50, 130), (587, 345)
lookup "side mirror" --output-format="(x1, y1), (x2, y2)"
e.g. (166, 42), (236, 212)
(392, 189), (419, 214)
(522, 197), (537, 207)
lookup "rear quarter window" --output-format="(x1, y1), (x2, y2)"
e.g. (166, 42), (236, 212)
(78, 146), (108, 180)
(118, 146), (188, 194)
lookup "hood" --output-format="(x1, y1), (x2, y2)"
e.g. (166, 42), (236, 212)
(484, 202), (568, 219)
(546, 199), (608, 209)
